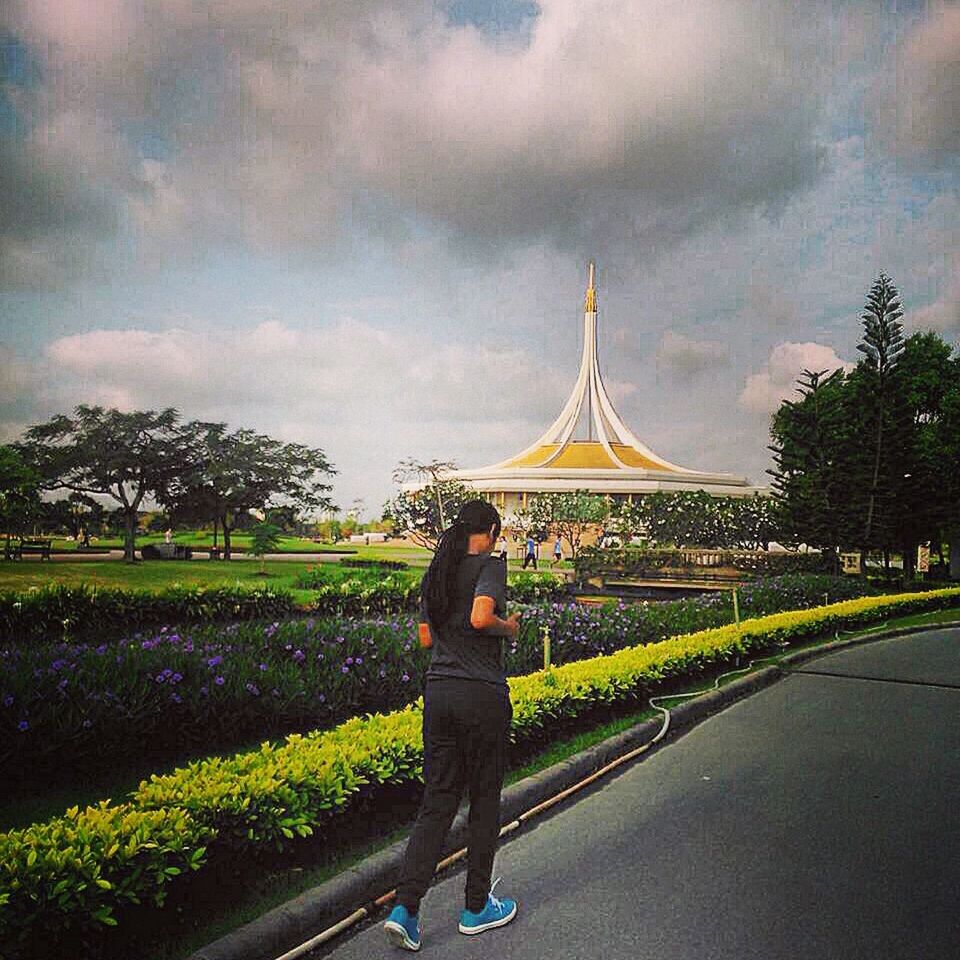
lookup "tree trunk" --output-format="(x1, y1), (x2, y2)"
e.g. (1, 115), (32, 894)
(864, 413), (884, 547)
(222, 517), (233, 561)
(124, 510), (138, 563)
(902, 542), (916, 584)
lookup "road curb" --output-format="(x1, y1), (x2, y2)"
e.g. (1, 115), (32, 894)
(189, 619), (959, 960)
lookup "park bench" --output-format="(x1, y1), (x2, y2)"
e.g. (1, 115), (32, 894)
(12, 538), (53, 561)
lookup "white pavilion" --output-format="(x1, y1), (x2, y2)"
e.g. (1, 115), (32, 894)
(446, 263), (764, 516)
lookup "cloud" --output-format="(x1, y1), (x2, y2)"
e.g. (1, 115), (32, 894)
(654, 330), (729, 380)
(737, 341), (853, 415)
(2, 0), (845, 283)
(32, 316), (572, 508)
(869, 5), (960, 169)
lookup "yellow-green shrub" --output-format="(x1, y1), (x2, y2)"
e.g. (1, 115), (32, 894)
(0, 802), (210, 953)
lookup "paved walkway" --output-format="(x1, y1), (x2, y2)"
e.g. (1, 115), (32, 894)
(321, 627), (960, 960)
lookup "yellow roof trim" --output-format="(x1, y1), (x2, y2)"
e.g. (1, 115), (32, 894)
(502, 441), (680, 472)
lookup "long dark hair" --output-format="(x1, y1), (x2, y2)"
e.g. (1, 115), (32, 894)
(422, 499), (502, 624)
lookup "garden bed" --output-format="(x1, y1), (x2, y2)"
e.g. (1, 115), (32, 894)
(3, 587), (959, 958)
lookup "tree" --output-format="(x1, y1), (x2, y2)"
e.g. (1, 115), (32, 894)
(392, 459), (460, 532)
(890, 332), (960, 574)
(854, 273), (906, 550)
(383, 470), (473, 550)
(768, 368), (850, 556)
(0, 445), (41, 557)
(249, 521), (282, 575)
(19, 406), (187, 562)
(160, 422), (336, 561)
(516, 491), (609, 559)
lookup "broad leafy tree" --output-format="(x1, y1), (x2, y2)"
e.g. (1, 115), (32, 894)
(19, 406), (187, 562)
(162, 422), (337, 560)
(768, 368), (849, 558)
(0, 445), (41, 557)
(384, 462), (472, 550)
(516, 491), (609, 559)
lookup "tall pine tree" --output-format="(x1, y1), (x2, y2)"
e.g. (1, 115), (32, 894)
(851, 273), (906, 552)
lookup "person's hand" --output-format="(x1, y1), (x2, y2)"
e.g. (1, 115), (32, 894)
(505, 612), (522, 638)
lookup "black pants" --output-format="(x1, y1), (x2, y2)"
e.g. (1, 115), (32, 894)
(396, 677), (512, 914)
(522, 553), (537, 569)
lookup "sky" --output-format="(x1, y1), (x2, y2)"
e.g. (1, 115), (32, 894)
(1, 0), (959, 519)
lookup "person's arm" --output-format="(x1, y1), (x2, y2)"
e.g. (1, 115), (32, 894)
(470, 595), (520, 637)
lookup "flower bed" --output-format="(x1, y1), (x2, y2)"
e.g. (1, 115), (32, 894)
(2, 576), (872, 783)
(2, 587), (959, 956)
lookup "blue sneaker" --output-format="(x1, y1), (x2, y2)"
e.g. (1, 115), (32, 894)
(384, 903), (421, 951)
(458, 878), (517, 935)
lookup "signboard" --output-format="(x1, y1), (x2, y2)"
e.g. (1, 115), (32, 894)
(840, 551), (861, 575)
(917, 543), (930, 574)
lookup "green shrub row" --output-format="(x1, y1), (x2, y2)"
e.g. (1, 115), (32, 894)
(576, 546), (831, 580)
(2, 587), (958, 955)
(0, 585), (297, 643)
(338, 558), (410, 571)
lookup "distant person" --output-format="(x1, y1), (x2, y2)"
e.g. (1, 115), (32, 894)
(497, 535), (508, 561)
(164, 528), (172, 544)
(552, 537), (562, 567)
(522, 535), (538, 570)
(384, 500), (520, 951)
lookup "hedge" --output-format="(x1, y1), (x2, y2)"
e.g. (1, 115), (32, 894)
(576, 546), (832, 580)
(2, 587), (959, 955)
(0, 585), (297, 643)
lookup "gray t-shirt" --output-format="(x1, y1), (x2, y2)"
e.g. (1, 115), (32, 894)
(425, 553), (508, 687)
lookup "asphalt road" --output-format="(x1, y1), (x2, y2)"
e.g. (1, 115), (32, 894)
(320, 626), (960, 960)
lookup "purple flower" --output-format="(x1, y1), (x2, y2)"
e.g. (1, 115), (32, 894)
(17, 720), (28, 732)
(293, 649), (305, 663)
(317, 693), (326, 703)
(155, 673), (167, 683)
(206, 655), (223, 668)
(199, 685), (209, 696)
(214, 676), (225, 686)
(259, 662), (268, 671)
(245, 682), (261, 696)
(401, 673), (410, 683)
(82, 718), (92, 728)
(171, 692), (182, 703)
(345, 657), (354, 666)
(355, 656), (363, 665)
(341, 665), (349, 674)
(2, 694), (13, 708)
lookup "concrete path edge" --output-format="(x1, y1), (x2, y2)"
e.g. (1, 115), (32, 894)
(188, 618), (959, 960)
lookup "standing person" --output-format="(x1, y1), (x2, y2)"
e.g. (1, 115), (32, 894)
(384, 500), (521, 951)
(552, 536), (562, 567)
(522, 534), (538, 570)
(497, 534), (508, 561)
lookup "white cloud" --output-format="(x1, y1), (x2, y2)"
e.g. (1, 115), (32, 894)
(35, 317), (571, 509)
(738, 342), (854, 415)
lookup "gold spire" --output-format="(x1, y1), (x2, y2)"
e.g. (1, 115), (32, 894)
(584, 261), (597, 313)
